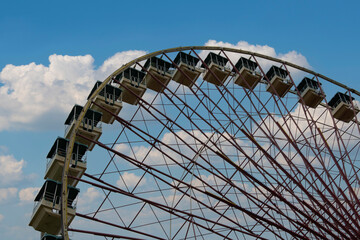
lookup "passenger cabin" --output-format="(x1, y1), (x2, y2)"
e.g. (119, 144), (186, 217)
(41, 233), (63, 240)
(233, 57), (262, 90)
(202, 52), (231, 86)
(172, 52), (202, 88)
(29, 180), (79, 235)
(64, 105), (102, 151)
(88, 81), (122, 124)
(297, 77), (325, 108)
(114, 68), (146, 105)
(328, 92), (360, 122)
(143, 57), (172, 92)
(45, 137), (87, 187)
(265, 66), (292, 97)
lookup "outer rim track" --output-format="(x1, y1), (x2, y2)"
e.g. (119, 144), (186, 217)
(61, 46), (359, 240)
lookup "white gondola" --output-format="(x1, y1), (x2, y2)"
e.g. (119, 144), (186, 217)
(297, 77), (325, 108)
(143, 57), (172, 93)
(64, 105), (102, 151)
(265, 66), (292, 97)
(329, 92), (360, 122)
(29, 180), (79, 235)
(233, 57), (262, 90)
(202, 52), (231, 86)
(44, 137), (87, 187)
(172, 52), (202, 88)
(113, 68), (146, 105)
(88, 81), (122, 124)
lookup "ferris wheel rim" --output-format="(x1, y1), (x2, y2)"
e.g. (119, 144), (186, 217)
(60, 46), (360, 240)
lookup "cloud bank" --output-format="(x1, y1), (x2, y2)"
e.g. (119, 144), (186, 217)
(0, 155), (25, 186)
(18, 187), (41, 203)
(0, 50), (147, 131)
(203, 40), (310, 69)
(0, 41), (311, 132)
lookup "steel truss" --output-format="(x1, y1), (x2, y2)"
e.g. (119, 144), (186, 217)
(61, 47), (360, 240)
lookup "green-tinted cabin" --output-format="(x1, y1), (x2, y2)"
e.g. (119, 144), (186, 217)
(88, 81), (123, 124)
(64, 105), (102, 151)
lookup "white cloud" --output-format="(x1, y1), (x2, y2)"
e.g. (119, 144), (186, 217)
(116, 172), (146, 188)
(261, 102), (358, 147)
(0, 41), (312, 133)
(203, 40), (310, 67)
(192, 174), (225, 187)
(0, 188), (18, 202)
(77, 187), (101, 212)
(202, 40), (311, 79)
(0, 213), (3, 221)
(97, 50), (147, 77)
(81, 187), (100, 202)
(0, 50), (146, 131)
(114, 143), (130, 153)
(0, 155), (25, 185)
(0, 41), (311, 132)
(125, 129), (242, 167)
(18, 187), (40, 203)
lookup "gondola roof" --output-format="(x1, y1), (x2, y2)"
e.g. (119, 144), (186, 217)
(64, 104), (102, 125)
(46, 137), (88, 159)
(87, 81), (122, 100)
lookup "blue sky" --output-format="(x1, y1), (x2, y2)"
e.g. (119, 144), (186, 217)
(0, 0), (359, 239)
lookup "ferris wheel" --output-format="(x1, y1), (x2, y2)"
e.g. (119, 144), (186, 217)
(29, 46), (360, 240)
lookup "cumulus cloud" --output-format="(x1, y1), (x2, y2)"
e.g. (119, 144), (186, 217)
(116, 172), (146, 189)
(77, 187), (101, 213)
(0, 50), (147, 131)
(250, 100), (360, 174)
(189, 174), (226, 188)
(122, 129), (243, 167)
(0, 188), (18, 202)
(0, 155), (25, 185)
(18, 187), (40, 203)
(259, 102), (358, 147)
(201, 40), (311, 79)
(203, 40), (310, 67)
(80, 187), (100, 202)
(114, 143), (130, 153)
(0, 41), (311, 132)
(97, 50), (147, 77)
